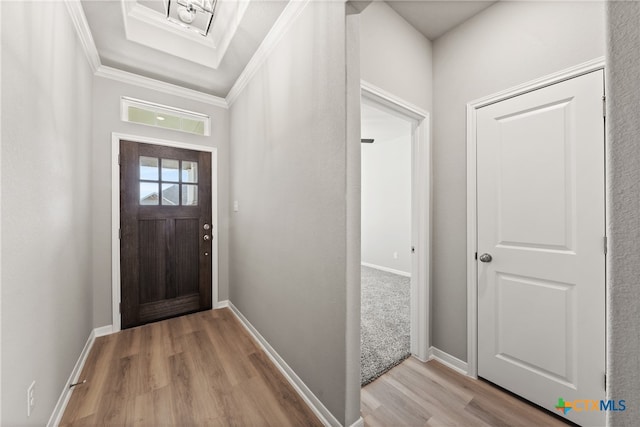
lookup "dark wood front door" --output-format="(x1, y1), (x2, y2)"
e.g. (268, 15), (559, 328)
(120, 140), (212, 329)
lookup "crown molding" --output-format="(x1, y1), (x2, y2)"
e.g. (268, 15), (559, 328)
(65, 0), (283, 109)
(64, 0), (227, 108)
(62, 0), (318, 110)
(64, 0), (101, 73)
(95, 66), (228, 108)
(226, 0), (311, 106)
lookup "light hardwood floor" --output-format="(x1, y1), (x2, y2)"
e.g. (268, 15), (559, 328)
(362, 357), (570, 427)
(60, 308), (322, 426)
(62, 307), (569, 427)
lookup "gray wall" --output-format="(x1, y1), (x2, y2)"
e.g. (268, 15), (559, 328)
(606, 2), (640, 425)
(345, 6), (361, 424)
(91, 77), (229, 328)
(1, 1), (94, 424)
(361, 129), (412, 274)
(228, 1), (357, 424)
(432, 1), (605, 361)
(360, 1), (432, 112)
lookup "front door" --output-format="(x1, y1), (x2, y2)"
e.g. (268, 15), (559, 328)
(476, 70), (605, 425)
(120, 140), (212, 329)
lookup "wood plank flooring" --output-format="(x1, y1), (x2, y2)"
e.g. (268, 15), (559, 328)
(60, 308), (322, 427)
(362, 357), (569, 427)
(62, 307), (570, 427)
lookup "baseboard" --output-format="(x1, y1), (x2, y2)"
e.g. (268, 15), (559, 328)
(215, 299), (230, 309)
(349, 416), (364, 427)
(93, 324), (113, 337)
(361, 262), (411, 278)
(227, 302), (342, 427)
(47, 324), (115, 426)
(47, 328), (96, 427)
(411, 353), (429, 363)
(428, 346), (469, 375)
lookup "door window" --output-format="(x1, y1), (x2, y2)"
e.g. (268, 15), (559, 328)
(139, 157), (198, 206)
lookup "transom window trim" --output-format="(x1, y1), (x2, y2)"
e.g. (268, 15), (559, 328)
(121, 97), (211, 136)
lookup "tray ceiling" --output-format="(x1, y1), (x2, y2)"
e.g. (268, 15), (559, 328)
(81, 0), (288, 97)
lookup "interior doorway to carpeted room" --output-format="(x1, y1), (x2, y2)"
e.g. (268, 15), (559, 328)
(360, 99), (413, 386)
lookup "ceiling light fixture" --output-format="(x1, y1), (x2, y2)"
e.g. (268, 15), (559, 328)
(177, 5), (196, 24)
(166, 0), (217, 37)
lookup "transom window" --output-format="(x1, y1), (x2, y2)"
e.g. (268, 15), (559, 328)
(121, 97), (211, 136)
(139, 156), (198, 206)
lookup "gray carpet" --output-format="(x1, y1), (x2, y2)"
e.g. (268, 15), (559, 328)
(361, 265), (410, 386)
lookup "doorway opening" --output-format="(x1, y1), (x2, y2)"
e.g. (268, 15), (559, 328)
(359, 82), (430, 386)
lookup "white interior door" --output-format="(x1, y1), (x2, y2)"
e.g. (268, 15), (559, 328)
(476, 70), (605, 426)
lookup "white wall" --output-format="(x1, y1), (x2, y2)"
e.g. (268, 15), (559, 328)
(91, 77), (229, 329)
(1, 2), (94, 424)
(432, 1), (606, 361)
(606, 2), (640, 425)
(0, 2), (3, 421)
(360, 1), (432, 113)
(228, 1), (358, 424)
(361, 111), (412, 274)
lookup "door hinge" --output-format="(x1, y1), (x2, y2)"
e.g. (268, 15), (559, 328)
(604, 236), (608, 255)
(602, 95), (606, 118)
(118, 154), (121, 165)
(475, 252), (478, 260)
(119, 302), (121, 314)
(119, 228), (121, 240)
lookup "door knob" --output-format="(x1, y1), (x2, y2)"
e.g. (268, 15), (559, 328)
(203, 235), (210, 241)
(203, 224), (211, 230)
(479, 253), (492, 263)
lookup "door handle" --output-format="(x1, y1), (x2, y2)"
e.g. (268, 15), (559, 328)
(479, 253), (492, 263)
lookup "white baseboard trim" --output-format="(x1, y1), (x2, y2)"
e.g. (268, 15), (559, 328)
(48, 325), (115, 426)
(349, 416), (364, 427)
(93, 324), (113, 337)
(428, 346), (469, 376)
(47, 329), (96, 427)
(215, 299), (230, 309)
(361, 262), (411, 278)
(411, 353), (429, 363)
(227, 301), (342, 427)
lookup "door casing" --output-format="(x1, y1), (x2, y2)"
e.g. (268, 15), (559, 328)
(466, 57), (606, 378)
(111, 132), (219, 333)
(361, 80), (431, 361)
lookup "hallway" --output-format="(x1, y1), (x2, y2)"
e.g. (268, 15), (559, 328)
(60, 309), (321, 426)
(362, 358), (568, 426)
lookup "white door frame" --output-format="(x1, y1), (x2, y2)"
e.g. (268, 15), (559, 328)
(361, 81), (431, 361)
(466, 57), (606, 378)
(111, 132), (219, 333)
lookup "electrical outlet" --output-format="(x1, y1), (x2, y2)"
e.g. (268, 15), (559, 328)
(27, 381), (35, 417)
(393, 251), (398, 259)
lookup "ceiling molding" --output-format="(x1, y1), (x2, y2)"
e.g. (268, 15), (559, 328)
(95, 66), (229, 109)
(119, 1), (251, 70)
(226, 0), (311, 107)
(64, 0), (101, 73)
(63, 0), (227, 108)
